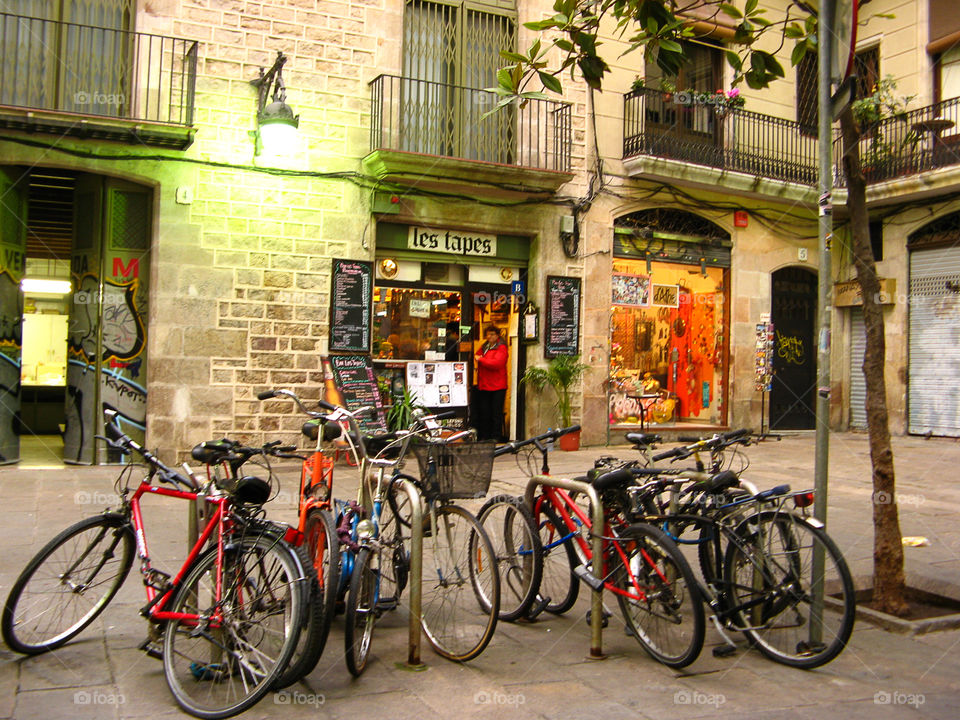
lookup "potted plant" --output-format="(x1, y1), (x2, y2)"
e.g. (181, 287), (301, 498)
(386, 386), (426, 432)
(520, 354), (591, 451)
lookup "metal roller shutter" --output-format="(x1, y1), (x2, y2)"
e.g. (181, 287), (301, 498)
(908, 246), (960, 437)
(849, 307), (867, 430)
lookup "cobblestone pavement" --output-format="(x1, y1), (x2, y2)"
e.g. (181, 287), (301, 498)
(1, 432), (958, 719)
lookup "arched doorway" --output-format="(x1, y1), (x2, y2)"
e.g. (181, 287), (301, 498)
(770, 266), (817, 430)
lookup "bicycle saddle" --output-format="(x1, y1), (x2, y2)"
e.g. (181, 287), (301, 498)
(191, 439), (235, 464)
(625, 432), (663, 447)
(301, 420), (343, 442)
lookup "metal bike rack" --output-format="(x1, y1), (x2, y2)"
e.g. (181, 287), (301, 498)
(523, 475), (606, 658)
(396, 477), (424, 667)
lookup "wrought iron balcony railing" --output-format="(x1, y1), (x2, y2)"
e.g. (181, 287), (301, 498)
(833, 96), (960, 185)
(623, 87), (817, 185)
(0, 12), (197, 127)
(369, 74), (572, 174)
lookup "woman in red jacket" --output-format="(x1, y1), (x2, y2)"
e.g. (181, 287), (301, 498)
(473, 326), (508, 442)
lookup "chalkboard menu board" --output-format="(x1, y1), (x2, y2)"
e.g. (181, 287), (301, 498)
(329, 355), (388, 432)
(329, 259), (372, 352)
(545, 275), (581, 358)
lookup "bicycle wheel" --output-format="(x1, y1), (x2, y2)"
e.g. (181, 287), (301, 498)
(162, 533), (305, 719)
(271, 537), (327, 689)
(533, 501), (579, 614)
(344, 546), (378, 677)
(477, 495), (542, 621)
(2, 513), (134, 654)
(724, 511), (855, 669)
(421, 504), (499, 662)
(614, 523), (705, 669)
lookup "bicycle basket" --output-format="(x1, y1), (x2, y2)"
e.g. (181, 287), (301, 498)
(413, 441), (495, 500)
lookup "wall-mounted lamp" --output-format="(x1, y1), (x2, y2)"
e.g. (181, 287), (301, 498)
(250, 51), (299, 155)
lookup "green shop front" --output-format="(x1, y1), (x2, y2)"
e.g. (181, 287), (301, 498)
(371, 222), (529, 440)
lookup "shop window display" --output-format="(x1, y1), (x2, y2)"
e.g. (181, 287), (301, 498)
(608, 259), (727, 427)
(372, 287), (462, 361)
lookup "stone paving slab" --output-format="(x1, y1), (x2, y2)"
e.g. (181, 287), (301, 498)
(1, 432), (960, 718)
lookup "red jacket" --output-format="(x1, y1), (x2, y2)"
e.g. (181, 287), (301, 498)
(476, 342), (508, 391)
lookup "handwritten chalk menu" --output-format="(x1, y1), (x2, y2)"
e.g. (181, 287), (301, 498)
(545, 276), (581, 358)
(329, 355), (387, 432)
(330, 259), (372, 352)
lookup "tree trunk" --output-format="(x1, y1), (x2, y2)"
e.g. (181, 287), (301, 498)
(839, 107), (909, 616)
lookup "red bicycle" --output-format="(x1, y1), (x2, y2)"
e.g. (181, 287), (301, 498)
(2, 409), (310, 719)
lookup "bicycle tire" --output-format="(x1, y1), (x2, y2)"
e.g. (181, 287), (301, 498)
(2, 513), (134, 655)
(533, 501), (579, 614)
(271, 534), (328, 688)
(477, 495), (542, 621)
(162, 533), (305, 719)
(344, 546), (377, 677)
(421, 504), (499, 662)
(723, 511), (855, 669)
(614, 522), (705, 669)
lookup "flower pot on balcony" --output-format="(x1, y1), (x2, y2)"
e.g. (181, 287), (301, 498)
(558, 429), (581, 452)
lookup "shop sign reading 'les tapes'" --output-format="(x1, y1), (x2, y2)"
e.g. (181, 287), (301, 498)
(407, 227), (497, 257)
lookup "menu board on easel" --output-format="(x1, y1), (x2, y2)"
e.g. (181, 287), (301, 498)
(545, 275), (581, 358)
(329, 355), (388, 432)
(329, 259), (372, 352)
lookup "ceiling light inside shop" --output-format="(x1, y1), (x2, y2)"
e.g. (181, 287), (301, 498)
(21, 278), (71, 295)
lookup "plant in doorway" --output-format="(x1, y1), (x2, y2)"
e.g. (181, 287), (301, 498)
(520, 354), (590, 450)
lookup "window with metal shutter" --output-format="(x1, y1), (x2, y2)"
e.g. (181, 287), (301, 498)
(908, 246), (960, 437)
(849, 307), (867, 429)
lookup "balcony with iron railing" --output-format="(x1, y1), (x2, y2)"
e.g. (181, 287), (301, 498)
(833, 96), (960, 186)
(364, 74), (573, 196)
(623, 87), (817, 188)
(0, 12), (197, 149)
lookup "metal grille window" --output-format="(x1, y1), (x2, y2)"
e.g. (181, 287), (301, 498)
(854, 46), (880, 100)
(401, 0), (517, 162)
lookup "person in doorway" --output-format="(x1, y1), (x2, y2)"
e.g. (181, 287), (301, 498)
(473, 326), (508, 442)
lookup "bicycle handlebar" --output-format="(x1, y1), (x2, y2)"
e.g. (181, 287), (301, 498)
(101, 410), (197, 491)
(493, 425), (580, 457)
(651, 427), (752, 463)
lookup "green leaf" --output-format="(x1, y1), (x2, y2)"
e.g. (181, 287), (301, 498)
(659, 38), (682, 53)
(805, 14), (816, 33)
(497, 67), (514, 90)
(646, 17), (658, 34)
(500, 51), (528, 63)
(720, 3), (742, 19)
(753, 17), (772, 27)
(759, 51), (784, 78)
(520, 90), (549, 100)
(538, 71), (563, 94)
(791, 42), (808, 68)
(784, 23), (804, 39)
(555, 39), (574, 52)
(745, 0), (758, 15)
(725, 50), (743, 71)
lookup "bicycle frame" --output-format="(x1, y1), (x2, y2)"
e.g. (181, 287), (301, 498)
(128, 478), (234, 624)
(534, 486), (665, 605)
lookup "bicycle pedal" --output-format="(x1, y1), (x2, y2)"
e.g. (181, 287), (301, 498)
(796, 641), (826, 656)
(143, 568), (173, 592)
(524, 596), (550, 621)
(190, 661), (227, 682)
(138, 638), (163, 660)
(585, 609), (611, 628)
(375, 598), (399, 612)
(712, 644), (738, 658)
